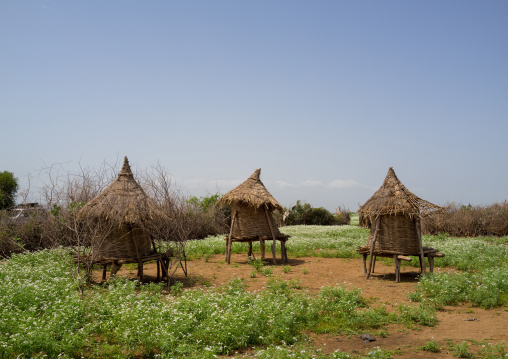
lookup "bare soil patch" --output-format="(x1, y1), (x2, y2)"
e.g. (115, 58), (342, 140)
(93, 254), (507, 357)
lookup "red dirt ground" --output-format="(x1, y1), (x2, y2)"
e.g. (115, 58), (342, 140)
(93, 254), (507, 358)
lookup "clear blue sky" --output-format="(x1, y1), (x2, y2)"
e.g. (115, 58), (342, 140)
(1, 1), (507, 211)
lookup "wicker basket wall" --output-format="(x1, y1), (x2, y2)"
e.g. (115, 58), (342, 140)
(92, 224), (151, 259)
(366, 214), (420, 255)
(231, 203), (281, 239)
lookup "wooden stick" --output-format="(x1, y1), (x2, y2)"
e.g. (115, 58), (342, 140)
(362, 253), (368, 276)
(394, 255), (401, 283)
(265, 207), (277, 265)
(416, 217), (426, 275)
(226, 211), (237, 264)
(367, 216), (380, 279)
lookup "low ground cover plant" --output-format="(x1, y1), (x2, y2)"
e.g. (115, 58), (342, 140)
(2, 247), (442, 358)
(1, 219), (507, 358)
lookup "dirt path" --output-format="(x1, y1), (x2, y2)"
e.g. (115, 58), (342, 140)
(93, 254), (508, 357)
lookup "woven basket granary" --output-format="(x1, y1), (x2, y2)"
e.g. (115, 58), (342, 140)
(365, 214), (420, 255)
(220, 168), (288, 263)
(229, 202), (282, 239)
(78, 156), (168, 260)
(358, 167), (441, 255)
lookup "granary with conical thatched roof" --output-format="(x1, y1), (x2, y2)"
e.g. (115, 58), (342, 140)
(357, 167), (444, 282)
(220, 168), (289, 264)
(78, 156), (170, 279)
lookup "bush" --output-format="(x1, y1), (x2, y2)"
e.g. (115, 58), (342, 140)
(284, 201), (350, 226)
(186, 193), (229, 239)
(422, 201), (508, 237)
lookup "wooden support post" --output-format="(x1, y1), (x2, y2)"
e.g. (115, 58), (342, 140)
(416, 217), (426, 275)
(102, 264), (108, 280)
(138, 262), (143, 280)
(362, 253), (368, 276)
(128, 225), (143, 281)
(157, 258), (161, 281)
(265, 207), (277, 265)
(260, 239), (265, 259)
(367, 216), (381, 279)
(394, 255), (401, 283)
(226, 211), (237, 264)
(248, 241), (253, 259)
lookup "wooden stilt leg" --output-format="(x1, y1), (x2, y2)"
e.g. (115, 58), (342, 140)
(157, 259), (160, 281)
(416, 218), (426, 274)
(372, 255), (376, 273)
(429, 256), (434, 273)
(394, 255), (400, 283)
(260, 239), (265, 259)
(138, 262), (143, 281)
(102, 264), (108, 280)
(362, 253), (368, 277)
(367, 217), (380, 279)
(226, 238), (232, 264)
(248, 241), (253, 259)
(272, 239), (276, 265)
(226, 211), (237, 264)
(264, 208), (278, 265)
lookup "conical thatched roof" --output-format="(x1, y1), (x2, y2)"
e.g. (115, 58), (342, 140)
(220, 168), (283, 211)
(358, 167), (441, 218)
(78, 156), (168, 226)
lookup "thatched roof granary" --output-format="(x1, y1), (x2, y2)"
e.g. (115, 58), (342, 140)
(78, 156), (167, 261)
(358, 167), (440, 222)
(220, 168), (288, 264)
(357, 167), (442, 278)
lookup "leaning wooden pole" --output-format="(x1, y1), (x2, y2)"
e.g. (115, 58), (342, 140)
(416, 217), (426, 274)
(367, 216), (381, 279)
(129, 225), (143, 280)
(226, 211), (237, 264)
(265, 207), (277, 265)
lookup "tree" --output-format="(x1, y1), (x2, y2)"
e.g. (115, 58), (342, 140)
(0, 171), (19, 209)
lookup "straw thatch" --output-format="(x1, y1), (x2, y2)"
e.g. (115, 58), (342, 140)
(221, 168), (288, 263)
(78, 156), (168, 259)
(220, 168), (283, 212)
(357, 167), (443, 281)
(357, 167), (441, 221)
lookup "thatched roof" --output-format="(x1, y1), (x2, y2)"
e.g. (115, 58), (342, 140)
(78, 156), (168, 226)
(357, 167), (441, 218)
(220, 168), (283, 211)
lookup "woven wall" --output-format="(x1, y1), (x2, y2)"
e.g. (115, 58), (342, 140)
(366, 214), (420, 255)
(92, 224), (151, 259)
(231, 203), (281, 239)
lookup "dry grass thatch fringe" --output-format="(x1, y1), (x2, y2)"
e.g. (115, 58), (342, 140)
(78, 157), (169, 227)
(220, 168), (283, 211)
(358, 167), (442, 221)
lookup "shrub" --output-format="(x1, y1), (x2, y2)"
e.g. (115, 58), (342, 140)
(285, 201), (350, 226)
(422, 201), (508, 237)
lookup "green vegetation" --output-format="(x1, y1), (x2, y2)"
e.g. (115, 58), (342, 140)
(0, 171), (18, 209)
(1, 220), (507, 358)
(285, 200), (350, 225)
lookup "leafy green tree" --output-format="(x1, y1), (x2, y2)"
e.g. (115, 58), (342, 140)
(0, 171), (19, 209)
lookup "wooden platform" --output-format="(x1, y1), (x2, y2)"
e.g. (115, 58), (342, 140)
(357, 246), (445, 282)
(72, 248), (187, 281)
(224, 235), (290, 264)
